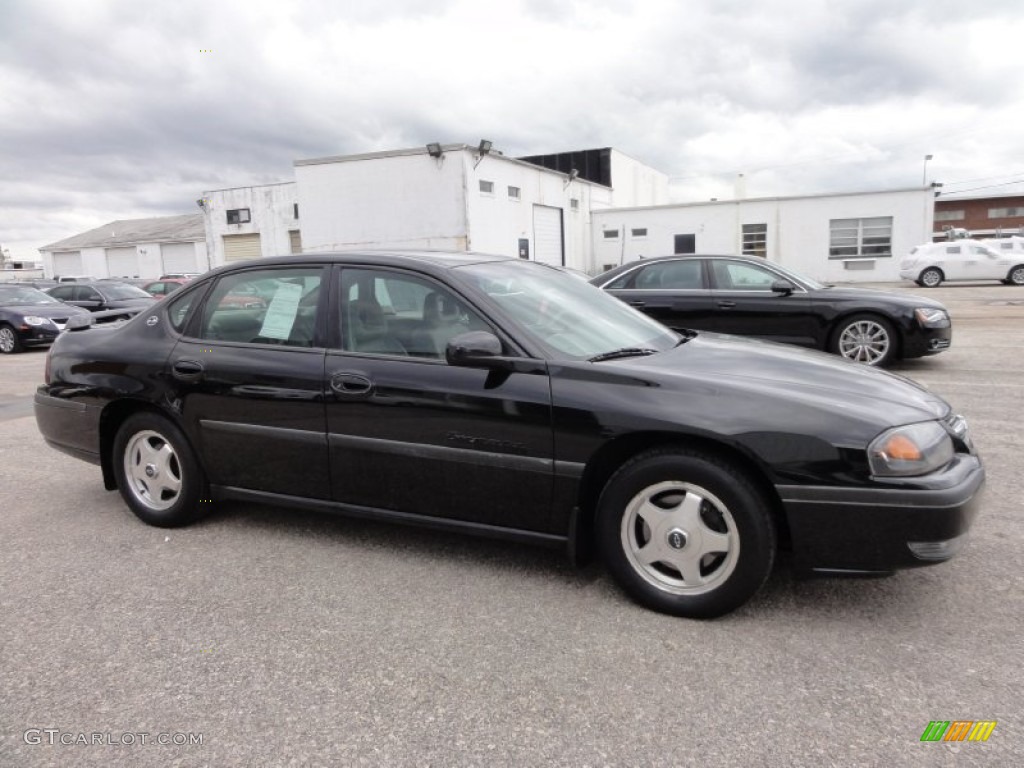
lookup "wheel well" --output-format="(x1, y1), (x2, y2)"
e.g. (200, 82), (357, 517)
(573, 432), (790, 561)
(98, 400), (175, 490)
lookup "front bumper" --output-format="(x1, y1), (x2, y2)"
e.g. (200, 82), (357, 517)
(898, 267), (919, 281)
(17, 325), (62, 347)
(778, 455), (985, 575)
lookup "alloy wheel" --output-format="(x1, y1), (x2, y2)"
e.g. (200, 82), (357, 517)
(838, 320), (890, 365)
(122, 429), (183, 512)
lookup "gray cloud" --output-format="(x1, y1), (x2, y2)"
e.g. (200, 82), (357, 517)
(2, 0), (1022, 261)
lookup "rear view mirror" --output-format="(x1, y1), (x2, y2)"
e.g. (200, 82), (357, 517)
(446, 331), (504, 367)
(771, 279), (795, 295)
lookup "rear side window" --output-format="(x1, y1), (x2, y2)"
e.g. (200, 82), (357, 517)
(198, 267), (323, 347)
(167, 288), (201, 333)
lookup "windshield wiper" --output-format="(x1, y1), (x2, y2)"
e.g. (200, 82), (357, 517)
(588, 347), (658, 363)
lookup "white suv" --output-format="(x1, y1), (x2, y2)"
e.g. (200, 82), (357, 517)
(899, 240), (1024, 287)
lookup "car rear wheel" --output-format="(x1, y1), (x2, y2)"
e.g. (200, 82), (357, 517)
(596, 449), (776, 619)
(919, 268), (943, 287)
(113, 412), (208, 527)
(1008, 265), (1024, 286)
(831, 314), (896, 366)
(0, 323), (23, 354)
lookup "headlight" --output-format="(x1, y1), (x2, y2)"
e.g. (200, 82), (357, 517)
(868, 421), (954, 477)
(22, 316), (51, 327)
(914, 307), (950, 328)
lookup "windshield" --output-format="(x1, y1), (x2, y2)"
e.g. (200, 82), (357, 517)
(767, 261), (826, 290)
(455, 261), (679, 360)
(0, 285), (62, 306)
(99, 283), (153, 300)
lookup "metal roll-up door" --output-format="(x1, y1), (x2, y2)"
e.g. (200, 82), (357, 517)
(223, 233), (262, 263)
(52, 251), (83, 276)
(533, 205), (564, 266)
(106, 247), (139, 277)
(162, 242), (197, 273)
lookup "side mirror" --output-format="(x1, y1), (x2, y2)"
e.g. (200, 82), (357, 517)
(66, 314), (94, 331)
(446, 331), (506, 368)
(771, 279), (795, 296)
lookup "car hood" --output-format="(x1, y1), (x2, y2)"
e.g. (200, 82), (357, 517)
(107, 297), (156, 307)
(811, 285), (946, 310)
(588, 332), (950, 433)
(2, 303), (90, 317)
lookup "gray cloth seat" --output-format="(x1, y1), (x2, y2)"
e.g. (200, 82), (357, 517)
(408, 292), (464, 358)
(348, 300), (407, 355)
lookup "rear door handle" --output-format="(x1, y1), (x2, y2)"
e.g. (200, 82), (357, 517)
(172, 359), (205, 381)
(331, 372), (373, 398)
(717, 301), (737, 309)
(627, 300), (646, 308)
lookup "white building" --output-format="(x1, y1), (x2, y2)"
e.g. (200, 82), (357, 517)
(38, 214), (207, 279)
(591, 188), (935, 282)
(200, 181), (301, 267)
(201, 144), (668, 274)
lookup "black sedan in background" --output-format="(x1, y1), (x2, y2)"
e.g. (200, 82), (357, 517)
(35, 252), (983, 618)
(592, 255), (952, 366)
(46, 281), (155, 316)
(0, 284), (90, 353)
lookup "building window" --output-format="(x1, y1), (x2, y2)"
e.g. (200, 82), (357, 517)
(507, 186), (521, 200)
(293, 203), (299, 219)
(570, 198), (579, 211)
(829, 217), (893, 259)
(631, 228), (648, 238)
(603, 229), (620, 239)
(989, 207), (1024, 218)
(479, 180), (494, 194)
(935, 210), (964, 222)
(226, 208), (251, 225)
(742, 223), (768, 257)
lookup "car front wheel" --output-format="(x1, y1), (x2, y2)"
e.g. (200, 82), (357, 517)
(596, 449), (776, 619)
(831, 314), (897, 366)
(0, 323), (24, 354)
(1008, 265), (1024, 286)
(112, 412), (208, 527)
(919, 267), (943, 287)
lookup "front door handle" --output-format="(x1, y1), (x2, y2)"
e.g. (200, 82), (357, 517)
(627, 300), (646, 308)
(331, 372), (373, 398)
(172, 359), (205, 381)
(717, 300), (737, 309)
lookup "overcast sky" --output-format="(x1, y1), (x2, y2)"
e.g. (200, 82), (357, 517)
(2, 0), (1023, 261)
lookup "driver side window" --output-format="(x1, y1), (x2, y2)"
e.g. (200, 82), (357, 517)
(339, 269), (490, 359)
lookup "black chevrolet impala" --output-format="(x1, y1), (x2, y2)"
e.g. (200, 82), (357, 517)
(34, 252), (984, 618)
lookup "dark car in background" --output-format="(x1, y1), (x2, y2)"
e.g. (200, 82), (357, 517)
(46, 281), (156, 317)
(34, 251), (983, 618)
(0, 284), (90, 353)
(591, 254), (952, 366)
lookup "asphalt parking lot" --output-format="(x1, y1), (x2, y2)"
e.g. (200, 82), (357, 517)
(1, 283), (1021, 767)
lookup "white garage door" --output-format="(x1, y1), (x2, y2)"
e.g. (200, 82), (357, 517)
(106, 247), (139, 278)
(162, 242), (197, 274)
(223, 233), (262, 263)
(533, 205), (564, 266)
(52, 251), (83, 277)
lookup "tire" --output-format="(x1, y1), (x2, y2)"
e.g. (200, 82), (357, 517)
(1008, 265), (1024, 286)
(830, 313), (897, 366)
(596, 448), (776, 619)
(919, 267), (943, 287)
(0, 323), (24, 354)
(112, 412), (208, 527)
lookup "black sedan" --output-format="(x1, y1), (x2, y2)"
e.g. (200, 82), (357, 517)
(34, 252), (983, 618)
(592, 255), (952, 366)
(46, 281), (155, 316)
(0, 284), (90, 353)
